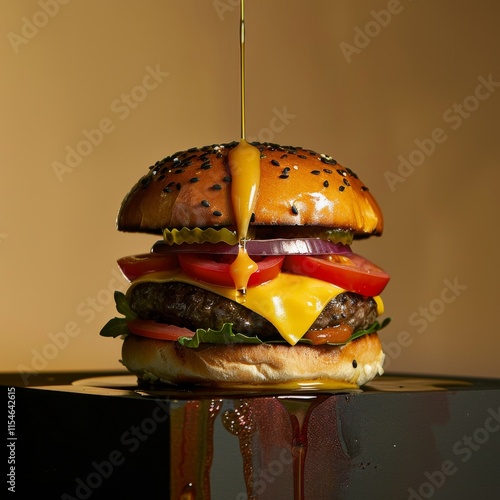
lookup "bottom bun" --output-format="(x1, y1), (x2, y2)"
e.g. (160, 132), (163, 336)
(121, 333), (385, 388)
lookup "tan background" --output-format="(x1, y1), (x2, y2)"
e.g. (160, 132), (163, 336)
(1, 0), (499, 381)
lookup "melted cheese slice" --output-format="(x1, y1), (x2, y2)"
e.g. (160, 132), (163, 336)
(128, 271), (383, 345)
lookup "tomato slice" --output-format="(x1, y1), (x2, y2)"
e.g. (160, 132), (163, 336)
(178, 254), (284, 288)
(283, 253), (390, 296)
(117, 253), (180, 281)
(127, 319), (194, 341)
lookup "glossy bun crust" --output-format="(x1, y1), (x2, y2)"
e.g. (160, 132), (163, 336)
(121, 333), (385, 388)
(117, 142), (383, 237)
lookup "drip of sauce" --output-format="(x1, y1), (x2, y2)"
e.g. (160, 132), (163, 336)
(280, 398), (324, 500)
(228, 140), (260, 296)
(218, 395), (349, 499)
(171, 399), (222, 499)
(179, 483), (196, 500)
(228, 0), (261, 297)
(221, 400), (255, 497)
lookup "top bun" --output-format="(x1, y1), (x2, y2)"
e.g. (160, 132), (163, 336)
(117, 142), (383, 237)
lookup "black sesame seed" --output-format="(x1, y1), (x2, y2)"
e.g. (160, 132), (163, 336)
(167, 181), (176, 187)
(361, 186), (369, 191)
(190, 177), (200, 183)
(336, 169), (347, 177)
(323, 180), (329, 188)
(323, 169), (333, 174)
(298, 154), (307, 159)
(157, 174), (165, 182)
(140, 176), (152, 188)
(343, 178), (350, 187)
(321, 156), (337, 166)
(174, 169), (185, 174)
(200, 161), (212, 170)
(311, 170), (321, 175)
(339, 185), (345, 192)
(162, 187), (171, 193)
(291, 204), (299, 215)
(280, 154), (288, 159)
(279, 174), (289, 179)
(352, 359), (358, 368)
(345, 168), (357, 178)
(271, 159), (280, 166)
(223, 176), (231, 182)
(213, 210), (222, 217)
(201, 200), (210, 207)
(212, 184), (222, 190)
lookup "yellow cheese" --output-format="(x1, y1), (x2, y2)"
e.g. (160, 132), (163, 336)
(128, 271), (383, 346)
(374, 295), (384, 315)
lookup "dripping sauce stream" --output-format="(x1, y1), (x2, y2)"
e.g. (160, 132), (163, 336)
(228, 0), (260, 298)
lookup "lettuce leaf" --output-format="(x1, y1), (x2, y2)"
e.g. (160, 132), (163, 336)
(178, 323), (264, 348)
(99, 291), (136, 338)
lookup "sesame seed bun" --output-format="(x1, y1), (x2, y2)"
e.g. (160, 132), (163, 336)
(117, 142), (383, 237)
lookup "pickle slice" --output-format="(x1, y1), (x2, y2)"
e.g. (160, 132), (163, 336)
(162, 227), (353, 246)
(324, 230), (354, 245)
(163, 227), (238, 245)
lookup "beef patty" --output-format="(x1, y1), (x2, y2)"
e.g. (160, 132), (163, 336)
(129, 282), (378, 341)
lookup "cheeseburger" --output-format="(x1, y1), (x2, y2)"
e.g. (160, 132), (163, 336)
(101, 140), (390, 388)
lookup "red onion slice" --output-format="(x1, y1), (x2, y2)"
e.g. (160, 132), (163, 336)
(151, 238), (352, 256)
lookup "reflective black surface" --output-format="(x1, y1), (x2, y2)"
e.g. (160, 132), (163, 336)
(2, 372), (500, 499)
